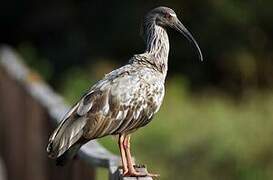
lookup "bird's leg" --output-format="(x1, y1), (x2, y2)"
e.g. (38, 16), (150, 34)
(122, 135), (146, 177)
(123, 135), (138, 175)
(123, 135), (159, 177)
(118, 134), (128, 175)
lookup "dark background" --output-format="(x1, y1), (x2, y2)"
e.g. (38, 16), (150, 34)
(1, 0), (272, 93)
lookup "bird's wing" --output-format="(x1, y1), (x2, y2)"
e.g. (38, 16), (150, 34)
(81, 68), (164, 138)
(47, 65), (163, 158)
(46, 66), (133, 158)
(47, 101), (88, 158)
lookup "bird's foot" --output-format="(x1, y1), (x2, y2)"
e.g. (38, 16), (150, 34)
(122, 167), (129, 176)
(123, 169), (147, 177)
(123, 168), (159, 177)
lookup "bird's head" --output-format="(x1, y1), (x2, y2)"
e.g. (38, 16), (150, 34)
(145, 6), (203, 61)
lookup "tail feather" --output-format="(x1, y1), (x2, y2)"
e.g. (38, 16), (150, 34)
(56, 143), (82, 166)
(47, 103), (88, 161)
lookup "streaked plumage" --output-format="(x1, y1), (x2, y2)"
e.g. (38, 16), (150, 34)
(47, 58), (165, 158)
(47, 6), (203, 176)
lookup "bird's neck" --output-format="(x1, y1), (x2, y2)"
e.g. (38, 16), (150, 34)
(143, 22), (169, 75)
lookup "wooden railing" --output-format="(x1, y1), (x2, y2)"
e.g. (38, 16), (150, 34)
(0, 46), (152, 180)
(0, 157), (7, 180)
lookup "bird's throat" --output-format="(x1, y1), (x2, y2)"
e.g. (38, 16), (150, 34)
(144, 23), (169, 75)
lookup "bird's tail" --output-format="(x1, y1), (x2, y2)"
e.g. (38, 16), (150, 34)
(46, 107), (88, 163)
(55, 142), (82, 166)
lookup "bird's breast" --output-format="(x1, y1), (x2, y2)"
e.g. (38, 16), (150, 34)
(82, 66), (166, 137)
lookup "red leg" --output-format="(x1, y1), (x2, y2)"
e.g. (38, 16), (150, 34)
(118, 134), (128, 175)
(122, 135), (146, 177)
(123, 135), (159, 177)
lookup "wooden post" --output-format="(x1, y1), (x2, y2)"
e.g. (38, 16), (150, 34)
(0, 69), (96, 180)
(0, 68), (27, 180)
(109, 165), (153, 180)
(0, 158), (7, 180)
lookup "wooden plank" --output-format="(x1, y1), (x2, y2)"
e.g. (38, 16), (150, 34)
(0, 68), (27, 180)
(0, 158), (7, 180)
(0, 69), (5, 155)
(0, 59), (97, 180)
(0, 46), (119, 169)
(71, 159), (96, 180)
(24, 94), (48, 180)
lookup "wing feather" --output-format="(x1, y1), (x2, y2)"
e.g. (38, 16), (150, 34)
(47, 103), (87, 158)
(47, 64), (164, 159)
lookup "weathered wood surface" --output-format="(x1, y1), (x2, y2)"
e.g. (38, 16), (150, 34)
(0, 158), (7, 180)
(109, 166), (153, 180)
(0, 46), (153, 180)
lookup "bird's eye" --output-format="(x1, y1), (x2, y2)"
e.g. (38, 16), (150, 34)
(164, 13), (172, 19)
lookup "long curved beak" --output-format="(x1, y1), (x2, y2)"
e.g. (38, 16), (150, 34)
(174, 19), (203, 61)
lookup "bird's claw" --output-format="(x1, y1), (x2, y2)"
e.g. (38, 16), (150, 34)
(123, 168), (159, 177)
(123, 170), (147, 177)
(122, 168), (129, 176)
